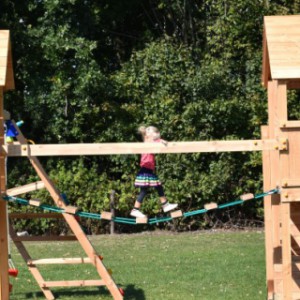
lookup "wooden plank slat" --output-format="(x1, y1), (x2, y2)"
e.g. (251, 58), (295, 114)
(136, 217), (148, 224)
(240, 193), (254, 201)
(29, 199), (41, 207)
(170, 210), (183, 218)
(204, 203), (218, 210)
(101, 211), (112, 220)
(64, 206), (78, 214)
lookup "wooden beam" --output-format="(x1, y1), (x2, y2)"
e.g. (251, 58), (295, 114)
(7, 181), (45, 196)
(4, 139), (281, 157)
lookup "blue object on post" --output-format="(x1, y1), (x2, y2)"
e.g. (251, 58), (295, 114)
(5, 120), (19, 137)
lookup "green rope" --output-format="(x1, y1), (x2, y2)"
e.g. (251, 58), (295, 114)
(3, 188), (278, 225)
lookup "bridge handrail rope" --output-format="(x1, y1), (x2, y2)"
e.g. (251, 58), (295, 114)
(3, 188), (278, 225)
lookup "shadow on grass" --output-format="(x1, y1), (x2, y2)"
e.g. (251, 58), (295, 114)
(24, 284), (146, 299)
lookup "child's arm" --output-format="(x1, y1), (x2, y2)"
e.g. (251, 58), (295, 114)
(155, 138), (168, 146)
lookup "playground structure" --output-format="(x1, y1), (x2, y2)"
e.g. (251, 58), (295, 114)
(0, 14), (300, 300)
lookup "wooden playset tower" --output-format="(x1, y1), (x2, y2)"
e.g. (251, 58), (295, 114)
(262, 15), (300, 300)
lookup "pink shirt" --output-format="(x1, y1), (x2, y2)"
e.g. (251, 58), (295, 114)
(140, 139), (162, 170)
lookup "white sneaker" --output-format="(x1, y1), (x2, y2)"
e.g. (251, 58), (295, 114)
(162, 202), (178, 213)
(130, 209), (146, 218)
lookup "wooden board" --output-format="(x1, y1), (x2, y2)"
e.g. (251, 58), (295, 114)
(7, 181), (45, 196)
(64, 206), (78, 214)
(29, 199), (41, 207)
(3, 139), (280, 157)
(240, 193), (254, 201)
(9, 213), (63, 219)
(11, 236), (77, 242)
(170, 210), (183, 218)
(101, 211), (112, 220)
(204, 203), (218, 210)
(136, 217), (148, 224)
(27, 257), (93, 265)
(41, 280), (105, 288)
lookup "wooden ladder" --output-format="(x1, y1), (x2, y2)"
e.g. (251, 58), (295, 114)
(8, 122), (123, 300)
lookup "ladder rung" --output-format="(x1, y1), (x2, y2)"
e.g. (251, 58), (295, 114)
(27, 257), (93, 265)
(12, 235), (77, 242)
(40, 280), (105, 288)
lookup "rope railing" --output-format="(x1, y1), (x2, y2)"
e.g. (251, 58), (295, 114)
(3, 188), (278, 225)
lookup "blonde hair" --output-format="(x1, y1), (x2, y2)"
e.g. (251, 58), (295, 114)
(138, 125), (160, 141)
(138, 126), (147, 138)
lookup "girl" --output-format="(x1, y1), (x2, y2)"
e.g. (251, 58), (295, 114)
(130, 126), (178, 218)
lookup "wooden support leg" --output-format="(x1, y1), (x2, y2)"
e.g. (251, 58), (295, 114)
(0, 88), (9, 300)
(262, 126), (275, 297)
(0, 201), (9, 300)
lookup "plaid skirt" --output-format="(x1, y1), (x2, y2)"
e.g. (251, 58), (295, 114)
(134, 167), (161, 187)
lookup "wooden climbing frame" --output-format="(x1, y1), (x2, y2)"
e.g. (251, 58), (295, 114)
(1, 15), (300, 300)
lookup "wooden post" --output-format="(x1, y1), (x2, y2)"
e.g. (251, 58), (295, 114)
(110, 190), (115, 235)
(262, 125), (274, 298)
(0, 88), (9, 300)
(281, 202), (292, 300)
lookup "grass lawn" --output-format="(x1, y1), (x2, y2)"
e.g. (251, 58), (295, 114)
(10, 230), (266, 300)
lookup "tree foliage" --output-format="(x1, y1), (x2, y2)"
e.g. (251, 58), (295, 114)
(1, 0), (300, 232)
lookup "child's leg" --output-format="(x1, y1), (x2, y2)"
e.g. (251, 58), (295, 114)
(155, 185), (178, 212)
(155, 185), (167, 204)
(131, 187), (148, 217)
(133, 187), (148, 209)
